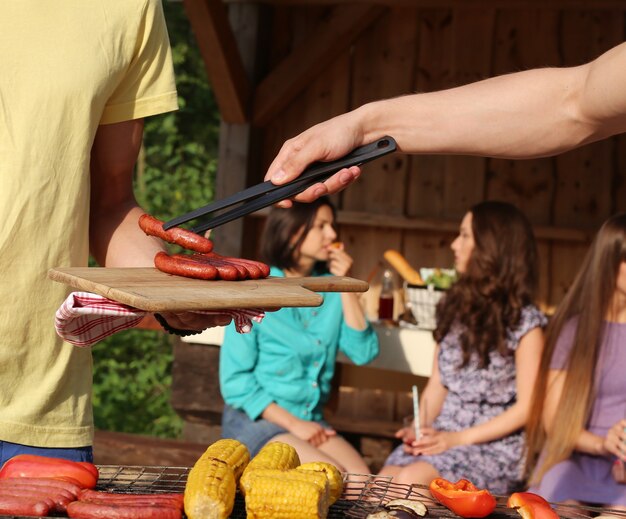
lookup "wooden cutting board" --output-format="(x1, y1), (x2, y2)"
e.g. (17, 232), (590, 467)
(48, 267), (369, 312)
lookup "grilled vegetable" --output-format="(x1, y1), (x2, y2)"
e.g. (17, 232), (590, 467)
(184, 439), (250, 519)
(429, 478), (496, 518)
(244, 469), (329, 519)
(0, 455), (98, 489)
(296, 462), (343, 505)
(240, 442), (300, 495)
(507, 492), (558, 519)
(386, 499), (428, 517)
(201, 438), (250, 482)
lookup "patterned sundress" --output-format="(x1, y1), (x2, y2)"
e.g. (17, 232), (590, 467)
(384, 305), (547, 494)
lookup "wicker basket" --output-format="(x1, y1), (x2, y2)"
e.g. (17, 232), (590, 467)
(405, 284), (444, 330)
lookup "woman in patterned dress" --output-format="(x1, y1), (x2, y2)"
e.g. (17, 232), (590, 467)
(380, 201), (547, 494)
(525, 212), (626, 514)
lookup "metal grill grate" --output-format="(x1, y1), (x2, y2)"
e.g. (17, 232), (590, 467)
(1, 465), (625, 518)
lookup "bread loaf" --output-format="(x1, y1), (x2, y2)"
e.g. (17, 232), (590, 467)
(383, 250), (425, 286)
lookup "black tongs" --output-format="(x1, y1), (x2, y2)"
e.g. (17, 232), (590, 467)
(163, 136), (397, 233)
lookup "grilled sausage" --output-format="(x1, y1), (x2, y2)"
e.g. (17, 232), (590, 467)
(139, 214), (213, 254)
(0, 494), (52, 516)
(208, 254), (264, 279)
(175, 254), (241, 281)
(192, 254), (248, 279)
(220, 256), (270, 278)
(0, 486), (73, 512)
(154, 251), (218, 280)
(78, 489), (183, 509)
(0, 477), (82, 497)
(67, 500), (182, 519)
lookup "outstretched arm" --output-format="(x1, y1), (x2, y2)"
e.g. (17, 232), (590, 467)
(267, 42), (626, 203)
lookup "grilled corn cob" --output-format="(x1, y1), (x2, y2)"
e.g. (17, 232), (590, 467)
(201, 437), (250, 481)
(184, 438), (250, 519)
(245, 468), (330, 519)
(297, 461), (344, 505)
(240, 441), (300, 495)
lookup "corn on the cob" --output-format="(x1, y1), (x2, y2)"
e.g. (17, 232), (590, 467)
(184, 438), (250, 519)
(201, 437), (250, 482)
(245, 468), (330, 519)
(297, 461), (344, 505)
(240, 441), (300, 495)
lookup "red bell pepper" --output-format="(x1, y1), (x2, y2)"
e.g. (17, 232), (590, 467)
(429, 478), (496, 518)
(0, 454), (98, 489)
(507, 492), (558, 519)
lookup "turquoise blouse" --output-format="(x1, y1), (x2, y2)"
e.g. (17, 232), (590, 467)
(219, 267), (379, 422)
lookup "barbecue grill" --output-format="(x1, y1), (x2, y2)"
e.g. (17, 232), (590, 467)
(1, 465), (624, 519)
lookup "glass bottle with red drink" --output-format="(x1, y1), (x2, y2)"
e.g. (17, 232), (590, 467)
(378, 268), (395, 321)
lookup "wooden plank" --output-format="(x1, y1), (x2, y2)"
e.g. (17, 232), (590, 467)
(252, 4), (384, 126)
(407, 9), (454, 219)
(553, 10), (623, 228)
(172, 342), (223, 416)
(227, 0), (626, 7)
(343, 7), (418, 215)
(48, 267), (369, 312)
(442, 8), (495, 219)
(549, 242), (591, 306)
(93, 430), (206, 467)
(617, 135), (626, 214)
(183, 0), (250, 123)
(486, 9), (560, 225)
(536, 241), (551, 313)
(260, 50), (352, 173)
(334, 210), (595, 242)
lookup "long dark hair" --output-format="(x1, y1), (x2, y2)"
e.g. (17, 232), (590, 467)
(260, 197), (336, 271)
(525, 212), (626, 482)
(434, 201), (539, 368)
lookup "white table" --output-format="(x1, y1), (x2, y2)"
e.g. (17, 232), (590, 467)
(183, 322), (435, 378)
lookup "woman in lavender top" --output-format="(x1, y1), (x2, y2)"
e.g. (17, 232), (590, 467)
(526, 213), (626, 514)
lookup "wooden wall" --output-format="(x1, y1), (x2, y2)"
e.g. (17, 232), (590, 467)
(232, 5), (626, 314)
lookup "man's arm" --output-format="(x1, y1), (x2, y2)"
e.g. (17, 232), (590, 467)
(266, 42), (626, 203)
(89, 119), (231, 330)
(89, 119), (163, 266)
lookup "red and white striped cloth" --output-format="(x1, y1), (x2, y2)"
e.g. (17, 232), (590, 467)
(55, 292), (265, 347)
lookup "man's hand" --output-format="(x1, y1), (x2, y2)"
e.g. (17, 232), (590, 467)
(264, 111), (366, 206)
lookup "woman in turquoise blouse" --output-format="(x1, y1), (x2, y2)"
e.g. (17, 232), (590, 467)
(219, 197), (379, 474)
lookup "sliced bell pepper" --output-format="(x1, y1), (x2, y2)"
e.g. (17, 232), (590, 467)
(0, 454), (98, 489)
(429, 478), (496, 518)
(507, 492), (558, 519)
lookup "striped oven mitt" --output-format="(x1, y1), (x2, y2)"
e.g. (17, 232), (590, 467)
(55, 292), (265, 347)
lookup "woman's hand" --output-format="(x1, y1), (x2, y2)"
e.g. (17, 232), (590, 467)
(603, 419), (626, 460)
(288, 418), (337, 447)
(404, 427), (464, 456)
(327, 244), (353, 277)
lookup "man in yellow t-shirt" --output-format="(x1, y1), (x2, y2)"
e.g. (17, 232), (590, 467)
(0, 0), (230, 464)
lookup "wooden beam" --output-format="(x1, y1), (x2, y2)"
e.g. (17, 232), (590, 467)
(228, 0), (626, 7)
(249, 208), (596, 242)
(252, 4), (385, 126)
(183, 0), (251, 123)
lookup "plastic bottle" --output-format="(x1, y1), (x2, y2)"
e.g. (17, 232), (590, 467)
(378, 268), (395, 321)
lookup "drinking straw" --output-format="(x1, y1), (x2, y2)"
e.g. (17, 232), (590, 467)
(412, 385), (420, 439)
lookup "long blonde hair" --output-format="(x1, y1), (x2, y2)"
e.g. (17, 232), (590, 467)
(525, 212), (626, 483)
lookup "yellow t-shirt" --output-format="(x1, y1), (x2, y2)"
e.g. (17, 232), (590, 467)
(0, 0), (178, 447)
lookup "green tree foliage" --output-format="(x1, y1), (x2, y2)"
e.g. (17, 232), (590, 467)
(92, 3), (220, 438)
(136, 3), (220, 222)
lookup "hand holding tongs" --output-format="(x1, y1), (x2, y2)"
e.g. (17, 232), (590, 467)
(163, 136), (397, 234)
